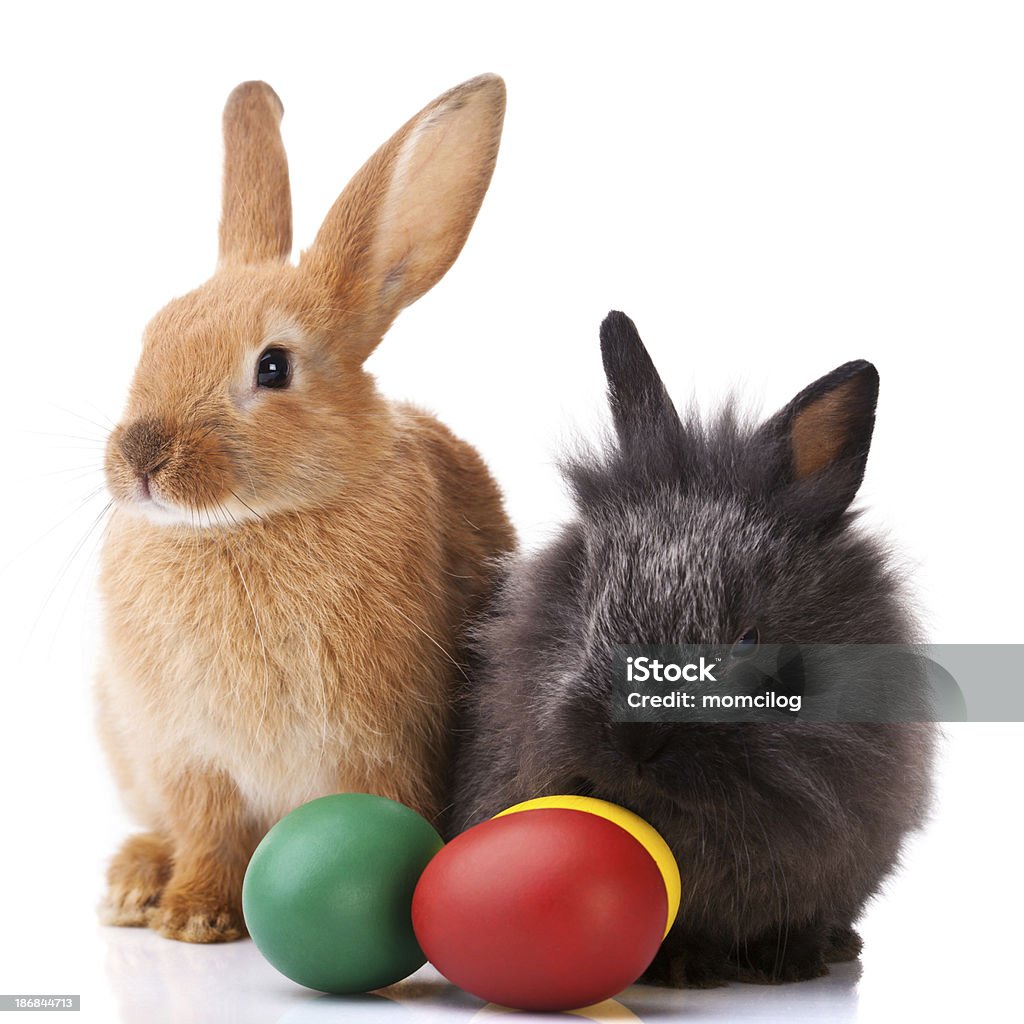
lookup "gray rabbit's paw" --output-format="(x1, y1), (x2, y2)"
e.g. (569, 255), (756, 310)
(732, 924), (831, 984)
(642, 941), (734, 989)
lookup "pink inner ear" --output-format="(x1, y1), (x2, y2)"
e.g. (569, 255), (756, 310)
(789, 378), (863, 480)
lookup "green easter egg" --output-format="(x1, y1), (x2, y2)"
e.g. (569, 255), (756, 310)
(242, 793), (443, 993)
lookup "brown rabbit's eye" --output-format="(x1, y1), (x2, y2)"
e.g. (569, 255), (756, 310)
(258, 348), (291, 389)
(730, 627), (760, 658)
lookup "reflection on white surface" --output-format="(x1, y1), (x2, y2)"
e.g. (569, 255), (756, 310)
(470, 999), (644, 1022)
(101, 925), (863, 1024)
(76, 729), (1023, 1022)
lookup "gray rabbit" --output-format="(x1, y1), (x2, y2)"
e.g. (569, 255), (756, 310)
(449, 311), (935, 987)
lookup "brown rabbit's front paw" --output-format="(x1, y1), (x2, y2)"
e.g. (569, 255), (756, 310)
(150, 885), (247, 943)
(100, 833), (172, 927)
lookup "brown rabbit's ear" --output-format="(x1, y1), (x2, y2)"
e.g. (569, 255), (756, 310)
(301, 74), (506, 357)
(218, 81), (292, 264)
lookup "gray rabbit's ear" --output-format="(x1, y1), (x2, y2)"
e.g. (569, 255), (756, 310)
(599, 311), (682, 450)
(757, 360), (880, 528)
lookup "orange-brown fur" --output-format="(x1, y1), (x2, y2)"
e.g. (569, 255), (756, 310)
(98, 77), (514, 942)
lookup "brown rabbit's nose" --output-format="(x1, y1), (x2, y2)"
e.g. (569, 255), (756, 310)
(118, 418), (173, 480)
(610, 723), (672, 766)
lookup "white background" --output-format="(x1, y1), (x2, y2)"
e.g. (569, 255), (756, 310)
(1, 2), (1021, 1022)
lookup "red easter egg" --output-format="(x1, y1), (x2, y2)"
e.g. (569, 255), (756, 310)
(412, 808), (667, 1011)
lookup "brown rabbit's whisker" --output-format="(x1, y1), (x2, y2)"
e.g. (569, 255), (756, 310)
(228, 489), (264, 523)
(241, 463), (261, 510)
(35, 444), (109, 455)
(48, 401), (116, 434)
(85, 404), (117, 430)
(183, 422), (219, 442)
(49, 505), (115, 649)
(33, 463), (105, 480)
(27, 430), (109, 444)
(29, 499), (112, 646)
(221, 514), (272, 742)
(4, 484), (111, 577)
(378, 597), (470, 685)
(60, 484), (111, 515)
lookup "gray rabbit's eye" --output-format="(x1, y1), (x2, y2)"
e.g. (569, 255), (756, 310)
(258, 347), (291, 389)
(730, 627), (760, 658)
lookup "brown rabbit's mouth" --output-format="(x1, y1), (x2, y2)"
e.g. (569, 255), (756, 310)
(112, 475), (261, 530)
(120, 486), (245, 529)
(105, 418), (259, 530)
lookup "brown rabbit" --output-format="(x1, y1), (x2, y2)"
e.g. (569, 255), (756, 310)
(97, 76), (514, 943)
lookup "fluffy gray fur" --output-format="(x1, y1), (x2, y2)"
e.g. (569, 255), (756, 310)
(449, 311), (935, 987)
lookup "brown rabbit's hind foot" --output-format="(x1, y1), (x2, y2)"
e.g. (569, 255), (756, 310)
(149, 880), (246, 943)
(148, 868), (247, 946)
(147, 844), (250, 943)
(100, 832), (172, 927)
